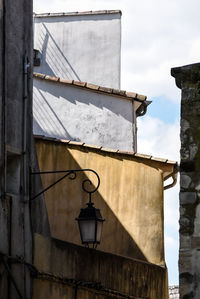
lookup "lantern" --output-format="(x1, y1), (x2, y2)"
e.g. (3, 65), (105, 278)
(76, 202), (105, 247)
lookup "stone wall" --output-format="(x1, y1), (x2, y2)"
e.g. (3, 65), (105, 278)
(0, 1), (50, 298)
(0, 1), (33, 298)
(171, 63), (200, 299)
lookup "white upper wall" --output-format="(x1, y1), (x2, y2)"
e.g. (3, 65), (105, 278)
(34, 11), (121, 89)
(33, 77), (135, 151)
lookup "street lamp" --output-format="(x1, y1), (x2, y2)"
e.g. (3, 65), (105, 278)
(31, 168), (105, 248)
(76, 178), (104, 247)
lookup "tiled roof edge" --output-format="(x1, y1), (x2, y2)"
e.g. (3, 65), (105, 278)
(33, 10), (122, 18)
(33, 72), (147, 102)
(34, 135), (177, 166)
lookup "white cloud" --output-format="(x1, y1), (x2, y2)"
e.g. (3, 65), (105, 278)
(165, 235), (179, 251)
(137, 116), (180, 160)
(137, 115), (180, 284)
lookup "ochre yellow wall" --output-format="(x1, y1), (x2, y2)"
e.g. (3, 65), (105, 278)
(35, 139), (174, 266)
(33, 234), (169, 299)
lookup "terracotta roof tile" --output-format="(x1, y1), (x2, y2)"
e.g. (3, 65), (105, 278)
(136, 94), (147, 101)
(98, 86), (113, 93)
(83, 144), (102, 150)
(150, 157), (168, 163)
(118, 90), (126, 96)
(68, 141), (85, 146)
(101, 147), (119, 153)
(118, 150), (136, 156)
(34, 10), (122, 18)
(166, 160), (178, 165)
(59, 139), (70, 144)
(135, 153), (152, 159)
(112, 89), (121, 95)
(34, 73), (45, 79)
(126, 91), (137, 98)
(86, 83), (99, 90)
(59, 78), (73, 84)
(45, 75), (59, 82)
(33, 72), (147, 104)
(73, 81), (86, 87)
(34, 135), (177, 166)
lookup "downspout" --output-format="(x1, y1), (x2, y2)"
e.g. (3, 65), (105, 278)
(132, 101), (137, 152)
(23, 55), (30, 196)
(164, 165), (178, 190)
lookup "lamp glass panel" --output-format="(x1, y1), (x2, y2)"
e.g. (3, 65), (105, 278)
(79, 220), (96, 243)
(96, 221), (103, 242)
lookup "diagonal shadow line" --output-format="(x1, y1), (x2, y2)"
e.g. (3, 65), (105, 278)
(37, 88), (71, 139)
(42, 23), (81, 81)
(35, 140), (149, 262)
(33, 89), (65, 136)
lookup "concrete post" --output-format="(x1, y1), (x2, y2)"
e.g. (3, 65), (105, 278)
(172, 63), (200, 299)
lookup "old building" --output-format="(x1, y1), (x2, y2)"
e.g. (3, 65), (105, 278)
(33, 11), (150, 152)
(33, 11), (121, 89)
(0, 4), (178, 298)
(30, 9), (178, 299)
(33, 72), (149, 151)
(31, 135), (177, 299)
(172, 63), (200, 299)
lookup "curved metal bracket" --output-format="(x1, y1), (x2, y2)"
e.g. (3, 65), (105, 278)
(30, 169), (100, 201)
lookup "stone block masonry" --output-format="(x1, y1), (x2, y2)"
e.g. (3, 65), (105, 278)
(172, 63), (200, 299)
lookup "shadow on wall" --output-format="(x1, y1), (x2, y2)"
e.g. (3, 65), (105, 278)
(33, 88), (76, 140)
(33, 80), (133, 149)
(35, 140), (150, 262)
(37, 23), (81, 80)
(34, 81), (133, 120)
(35, 12), (121, 80)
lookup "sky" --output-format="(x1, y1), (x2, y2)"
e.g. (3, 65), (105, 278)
(33, 0), (200, 285)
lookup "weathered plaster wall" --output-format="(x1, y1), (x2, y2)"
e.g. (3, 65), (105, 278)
(33, 233), (169, 299)
(33, 77), (135, 151)
(35, 138), (176, 266)
(34, 11), (121, 89)
(171, 63), (200, 299)
(0, 1), (33, 298)
(0, 2), (50, 298)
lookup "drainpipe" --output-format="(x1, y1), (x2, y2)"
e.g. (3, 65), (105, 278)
(23, 54), (30, 195)
(23, 54), (30, 299)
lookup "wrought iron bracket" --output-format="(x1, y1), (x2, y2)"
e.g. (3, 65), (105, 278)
(30, 169), (100, 201)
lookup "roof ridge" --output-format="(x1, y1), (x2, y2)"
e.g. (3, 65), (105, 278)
(34, 134), (177, 165)
(33, 10), (122, 17)
(33, 72), (147, 102)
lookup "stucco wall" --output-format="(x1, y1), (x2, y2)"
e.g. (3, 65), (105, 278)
(33, 233), (169, 299)
(33, 78), (135, 151)
(35, 138), (175, 266)
(34, 12), (121, 89)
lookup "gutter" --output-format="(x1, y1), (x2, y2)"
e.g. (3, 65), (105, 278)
(164, 165), (178, 190)
(136, 101), (152, 117)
